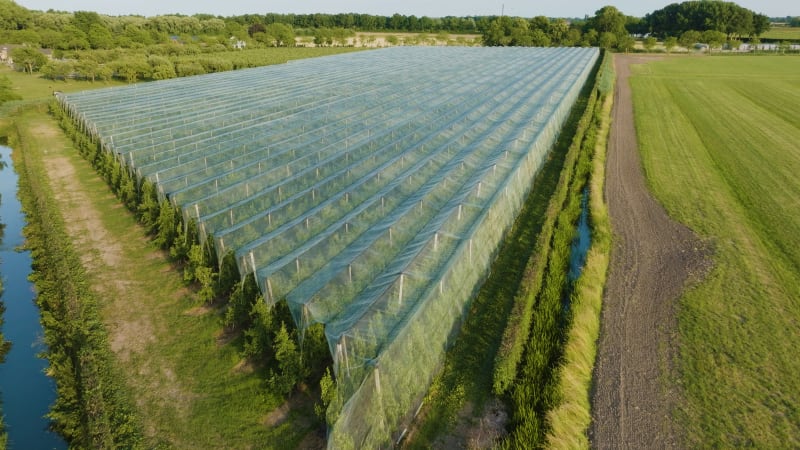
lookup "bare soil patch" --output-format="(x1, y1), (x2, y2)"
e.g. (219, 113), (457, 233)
(38, 124), (195, 439)
(590, 55), (711, 449)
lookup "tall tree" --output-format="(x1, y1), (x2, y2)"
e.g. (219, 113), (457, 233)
(587, 6), (628, 36)
(645, 1), (770, 38)
(88, 23), (114, 49)
(11, 46), (47, 74)
(0, 74), (20, 104)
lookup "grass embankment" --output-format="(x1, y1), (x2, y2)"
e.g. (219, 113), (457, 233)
(630, 56), (800, 447)
(0, 154), (8, 449)
(545, 55), (614, 449)
(3, 104), (141, 447)
(406, 52), (604, 448)
(1, 61), (324, 447)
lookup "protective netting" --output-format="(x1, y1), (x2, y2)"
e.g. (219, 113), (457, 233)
(57, 46), (599, 448)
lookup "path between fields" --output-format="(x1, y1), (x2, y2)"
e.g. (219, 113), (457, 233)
(35, 120), (196, 442)
(589, 54), (709, 449)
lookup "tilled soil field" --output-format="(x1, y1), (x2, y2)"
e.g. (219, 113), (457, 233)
(589, 54), (709, 449)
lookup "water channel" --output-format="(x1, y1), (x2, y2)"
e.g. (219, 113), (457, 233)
(0, 145), (66, 449)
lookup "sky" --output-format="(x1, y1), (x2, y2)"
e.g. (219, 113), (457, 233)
(15, 0), (797, 20)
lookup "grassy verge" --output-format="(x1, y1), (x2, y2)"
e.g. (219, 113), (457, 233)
(544, 57), (614, 448)
(2, 104), (142, 447)
(630, 56), (800, 447)
(498, 52), (605, 448)
(760, 26), (800, 41)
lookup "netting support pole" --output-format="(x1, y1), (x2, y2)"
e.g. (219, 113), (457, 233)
(398, 273), (404, 306)
(265, 277), (274, 303)
(250, 251), (256, 276)
(195, 204), (200, 219)
(434, 233), (439, 251)
(348, 264), (352, 283)
(374, 366), (387, 433)
(341, 336), (351, 378)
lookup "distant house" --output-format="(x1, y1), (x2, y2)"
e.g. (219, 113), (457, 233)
(1, 44), (52, 65)
(230, 36), (247, 50)
(0, 46), (11, 65)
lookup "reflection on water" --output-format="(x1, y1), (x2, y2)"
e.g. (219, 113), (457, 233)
(0, 146), (66, 449)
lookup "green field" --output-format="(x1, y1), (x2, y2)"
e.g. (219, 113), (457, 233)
(762, 26), (800, 40)
(630, 56), (800, 447)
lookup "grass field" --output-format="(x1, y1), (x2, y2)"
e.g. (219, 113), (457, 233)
(761, 26), (800, 40)
(630, 56), (800, 447)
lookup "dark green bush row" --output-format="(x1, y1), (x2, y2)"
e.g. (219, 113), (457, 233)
(7, 109), (142, 448)
(50, 100), (331, 414)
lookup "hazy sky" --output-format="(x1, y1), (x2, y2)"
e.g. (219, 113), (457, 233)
(15, 0), (797, 19)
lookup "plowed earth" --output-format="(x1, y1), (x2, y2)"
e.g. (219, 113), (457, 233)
(589, 55), (710, 449)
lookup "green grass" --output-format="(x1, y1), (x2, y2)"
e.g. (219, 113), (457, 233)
(630, 56), (800, 448)
(545, 75), (614, 448)
(761, 26), (800, 40)
(0, 66), (127, 102)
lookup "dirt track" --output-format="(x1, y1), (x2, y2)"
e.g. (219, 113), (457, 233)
(589, 55), (709, 449)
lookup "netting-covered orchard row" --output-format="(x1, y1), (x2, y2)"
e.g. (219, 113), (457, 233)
(57, 46), (599, 448)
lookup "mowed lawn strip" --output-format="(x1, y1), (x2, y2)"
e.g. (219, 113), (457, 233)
(630, 56), (800, 448)
(9, 90), (316, 447)
(760, 26), (800, 41)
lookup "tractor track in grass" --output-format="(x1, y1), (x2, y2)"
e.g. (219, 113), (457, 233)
(589, 54), (710, 449)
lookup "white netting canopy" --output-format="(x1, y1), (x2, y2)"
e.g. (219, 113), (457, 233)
(58, 46), (599, 448)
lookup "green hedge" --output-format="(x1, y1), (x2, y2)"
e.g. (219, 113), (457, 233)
(6, 107), (142, 448)
(50, 99), (332, 424)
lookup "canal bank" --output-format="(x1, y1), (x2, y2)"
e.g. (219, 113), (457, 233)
(0, 145), (66, 449)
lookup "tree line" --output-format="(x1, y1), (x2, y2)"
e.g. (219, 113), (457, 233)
(483, 2), (770, 51)
(644, 1), (770, 39)
(1, 1), (485, 51)
(50, 99), (335, 436)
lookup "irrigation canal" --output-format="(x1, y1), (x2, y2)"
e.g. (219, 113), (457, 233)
(0, 145), (66, 449)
